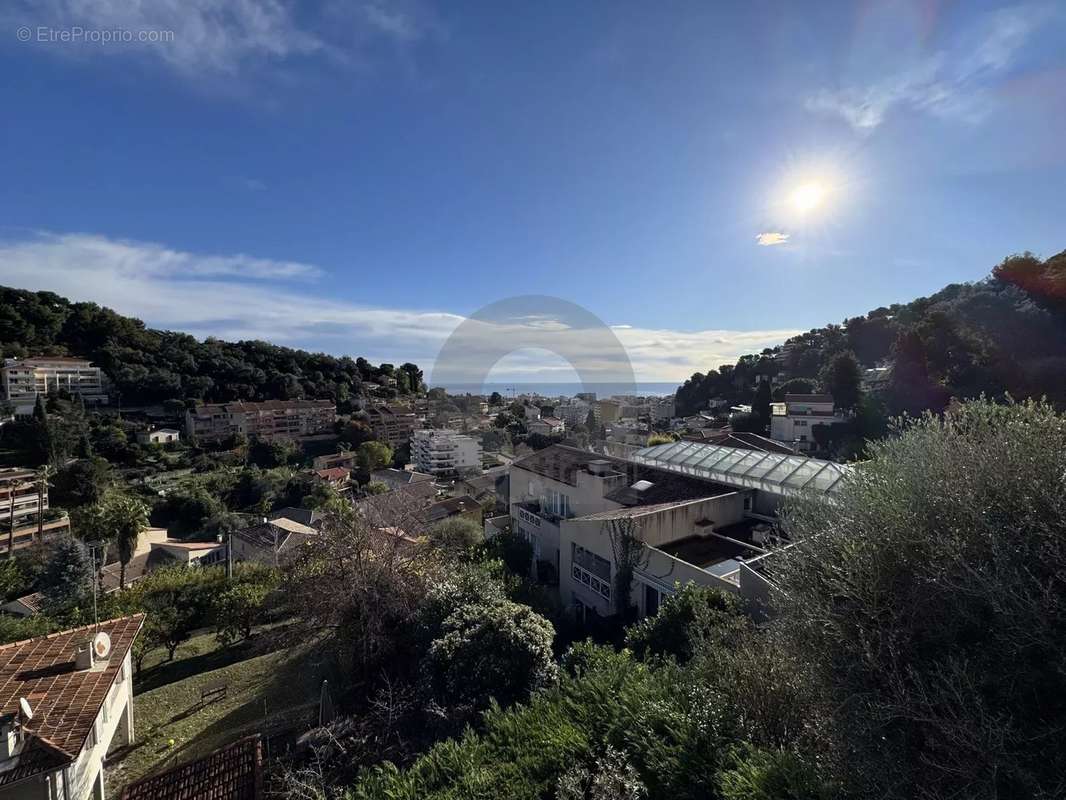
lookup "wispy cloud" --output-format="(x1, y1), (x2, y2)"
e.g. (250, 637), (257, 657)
(2, 0), (440, 83)
(0, 232), (800, 382)
(756, 232), (790, 246)
(806, 4), (1053, 131)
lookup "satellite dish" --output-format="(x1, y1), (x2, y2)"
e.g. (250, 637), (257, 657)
(92, 632), (111, 660)
(18, 698), (33, 721)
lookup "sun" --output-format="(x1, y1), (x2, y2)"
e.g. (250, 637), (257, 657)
(789, 181), (828, 214)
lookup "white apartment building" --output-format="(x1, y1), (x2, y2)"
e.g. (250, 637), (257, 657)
(1, 357), (107, 414)
(554, 402), (590, 428)
(507, 442), (847, 622)
(650, 396), (676, 422)
(0, 615), (143, 800)
(411, 429), (482, 477)
(769, 393), (847, 453)
(0, 469), (68, 557)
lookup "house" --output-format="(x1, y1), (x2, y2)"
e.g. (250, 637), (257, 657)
(527, 417), (565, 437)
(185, 400), (336, 444)
(0, 592), (44, 618)
(368, 468), (435, 492)
(268, 508), (321, 528)
(522, 405), (542, 421)
(425, 495), (482, 526)
(411, 430), (482, 477)
(506, 442), (847, 621)
(604, 421), (649, 446)
(230, 518), (317, 566)
(769, 393), (847, 453)
(312, 451), (357, 472)
(119, 734), (262, 800)
(146, 539), (227, 569)
(312, 467), (351, 490)
(365, 405), (420, 449)
(136, 428), (180, 446)
(0, 615), (144, 800)
(861, 365), (893, 393)
(0, 357), (108, 415)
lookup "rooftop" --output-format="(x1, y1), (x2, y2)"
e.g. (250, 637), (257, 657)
(632, 440), (850, 497)
(119, 734), (262, 800)
(0, 615), (144, 788)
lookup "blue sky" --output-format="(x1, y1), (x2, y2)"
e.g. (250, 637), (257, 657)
(1, 0), (1063, 383)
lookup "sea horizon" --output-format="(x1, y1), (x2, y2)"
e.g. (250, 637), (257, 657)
(431, 381), (679, 399)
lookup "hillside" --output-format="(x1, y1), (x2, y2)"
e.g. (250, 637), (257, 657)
(675, 250), (1066, 418)
(0, 287), (422, 408)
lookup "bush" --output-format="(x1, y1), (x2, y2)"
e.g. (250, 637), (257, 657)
(428, 517), (483, 556)
(776, 398), (1066, 798)
(478, 530), (533, 576)
(717, 746), (831, 800)
(625, 583), (749, 663)
(426, 598), (557, 711)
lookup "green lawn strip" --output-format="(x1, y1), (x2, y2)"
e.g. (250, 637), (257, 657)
(106, 629), (321, 794)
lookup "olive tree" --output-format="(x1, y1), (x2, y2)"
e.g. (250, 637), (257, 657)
(775, 399), (1066, 799)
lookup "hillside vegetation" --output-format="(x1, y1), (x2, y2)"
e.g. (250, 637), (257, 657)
(0, 287), (423, 407)
(675, 250), (1066, 417)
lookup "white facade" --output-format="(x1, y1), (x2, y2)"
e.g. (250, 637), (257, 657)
(1, 358), (107, 414)
(769, 394), (845, 453)
(411, 429), (482, 476)
(554, 403), (590, 428)
(136, 429), (180, 445)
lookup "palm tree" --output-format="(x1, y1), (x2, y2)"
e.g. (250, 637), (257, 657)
(105, 495), (149, 589)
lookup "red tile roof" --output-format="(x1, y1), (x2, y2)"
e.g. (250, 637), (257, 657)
(0, 615), (144, 787)
(120, 734), (262, 800)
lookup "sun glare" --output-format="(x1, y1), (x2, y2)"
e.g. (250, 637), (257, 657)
(789, 181), (827, 214)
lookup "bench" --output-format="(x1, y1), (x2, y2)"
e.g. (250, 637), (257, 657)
(200, 683), (228, 709)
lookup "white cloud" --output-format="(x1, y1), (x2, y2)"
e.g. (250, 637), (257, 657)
(0, 231), (801, 382)
(806, 4), (1051, 131)
(756, 232), (790, 246)
(3, 0), (438, 81)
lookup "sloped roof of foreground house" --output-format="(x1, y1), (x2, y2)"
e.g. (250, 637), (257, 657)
(0, 614), (144, 789)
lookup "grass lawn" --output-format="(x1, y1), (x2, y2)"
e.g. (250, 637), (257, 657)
(105, 624), (323, 795)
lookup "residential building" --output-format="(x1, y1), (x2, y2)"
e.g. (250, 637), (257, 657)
(268, 507), (321, 528)
(554, 402), (590, 428)
(507, 442), (847, 621)
(136, 428), (180, 445)
(605, 421), (649, 446)
(0, 468), (70, 557)
(522, 405), (542, 421)
(411, 429), (482, 477)
(313, 466), (352, 491)
(185, 400), (336, 444)
(369, 468), (435, 491)
(366, 405), (420, 449)
(769, 393), (846, 453)
(528, 417), (565, 437)
(1, 357), (108, 414)
(861, 365), (893, 393)
(0, 615), (143, 800)
(230, 518), (318, 566)
(650, 396), (676, 422)
(594, 400), (622, 423)
(312, 451), (357, 471)
(424, 495), (482, 526)
(575, 392), (597, 402)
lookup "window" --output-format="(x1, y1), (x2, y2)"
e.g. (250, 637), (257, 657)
(571, 543), (611, 600)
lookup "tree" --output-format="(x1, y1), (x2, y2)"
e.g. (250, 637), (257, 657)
(428, 517), (482, 556)
(625, 584), (749, 663)
(357, 440), (393, 473)
(51, 458), (111, 508)
(213, 581), (273, 645)
(479, 530), (533, 576)
(104, 494), (149, 590)
(489, 391), (504, 406)
(771, 378), (814, 401)
(776, 399), (1066, 799)
(40, 536), (93, 612)
(557, 747), (648, 800)
(426, 598), (556, 711)
(751, 380), (771, 433)
(605, 518), (648, 621)
(818, 350), (862, 411)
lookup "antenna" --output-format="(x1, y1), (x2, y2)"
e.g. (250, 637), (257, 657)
(18, 698), (33, 722)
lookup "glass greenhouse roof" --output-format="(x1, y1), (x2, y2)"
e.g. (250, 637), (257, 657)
(631, 441), (850, 497)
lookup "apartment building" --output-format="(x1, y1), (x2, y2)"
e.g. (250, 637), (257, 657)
(0, 468), (69, 556)
(554, 402), (590, 428)
(1, 356), (108, 413)
(366, 404), (421, 449)
(411, 429), (482, 477)
(507, 441), (847, 621)
(528, 417), (565, 437)
(0, 615), (143, 800)
(769, 393), (847, 453)
(185, 399), (336, 443)
(594, 400), (622, 423)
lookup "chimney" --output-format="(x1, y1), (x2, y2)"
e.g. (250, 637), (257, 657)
(74, 641), (94, 671)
